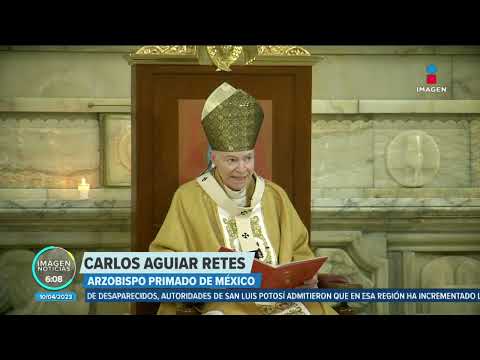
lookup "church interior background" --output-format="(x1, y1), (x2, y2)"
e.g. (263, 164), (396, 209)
(0, 45), (479, 315)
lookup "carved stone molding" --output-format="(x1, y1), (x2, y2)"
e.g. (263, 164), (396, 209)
(0, 200), (131, 233)
(398, 251), (480, 314)
(387, 233), (480, 252)
(257, 45), (310, 56)
(206, 46), (244, 72)
(0, 231), (130, 249)
(0, 98), (131, 113)
(103, 114), (131, 186)
(386, 130), (441, 187)
(312, 206), (480, 233)
(310, 231), (389, 314)
(128, 45), (313, 69)
(312, 100), (480, 114)
(135, 45), (197, 56)
(0, 113), (100, 189)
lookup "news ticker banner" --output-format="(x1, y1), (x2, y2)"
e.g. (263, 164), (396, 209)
(32, 248), (480, 304)
(78, 253), (480, 303)
(84, 288), (480, 303)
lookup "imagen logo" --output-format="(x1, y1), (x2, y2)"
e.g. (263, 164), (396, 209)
(32, 246), (76, 291)
(426, 63), (437, 84)
(417, 64), (447, 93)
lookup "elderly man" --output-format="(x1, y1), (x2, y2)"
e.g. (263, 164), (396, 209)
(149, 82), (337, 315)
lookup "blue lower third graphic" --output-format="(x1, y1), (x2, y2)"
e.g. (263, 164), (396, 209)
(83, 273), (262, 289)
(84, 288), (480, 303)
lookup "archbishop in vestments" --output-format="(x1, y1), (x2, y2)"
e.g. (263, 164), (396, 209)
(149, 82), (337, 315)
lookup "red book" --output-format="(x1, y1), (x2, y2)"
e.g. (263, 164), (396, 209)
(219, 247), (328, 289)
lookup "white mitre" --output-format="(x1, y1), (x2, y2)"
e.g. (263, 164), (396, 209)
(201, 82), (237, 121)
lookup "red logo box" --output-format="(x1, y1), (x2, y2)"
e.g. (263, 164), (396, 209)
(426, 74), (437, 84)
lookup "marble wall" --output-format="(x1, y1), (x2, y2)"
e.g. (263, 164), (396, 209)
(418, 255), (480, 314)
(103, 114), (131, 186)
(0, 47), (133, 315)
(308, 47), (480, 314)
(312, 114), (475, 198)
(452, 56), (480, 99)
(0, 188), (131, 315)
(310, 48), (480, 100)
(0, 50), (131, 98)
(472, 118), (480, 187)
(0, 113), (100, 188)
(311, 108), (480, 315)
(313, 55), (452, 100)
(312, 117), (373, 189)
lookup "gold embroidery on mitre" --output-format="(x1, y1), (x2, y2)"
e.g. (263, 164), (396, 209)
(202, 90), (263, 152)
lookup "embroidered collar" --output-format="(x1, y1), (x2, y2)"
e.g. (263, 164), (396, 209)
(196, 170), (265, 216)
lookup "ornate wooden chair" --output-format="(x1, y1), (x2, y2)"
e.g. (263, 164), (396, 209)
(317, 274), (363, 315)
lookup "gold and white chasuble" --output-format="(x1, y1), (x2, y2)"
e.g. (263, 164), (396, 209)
(197, 171), (309, 315)
(149, 170), (337, 315)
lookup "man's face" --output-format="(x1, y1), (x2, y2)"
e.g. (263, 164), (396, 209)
(212, 150), (255, 191)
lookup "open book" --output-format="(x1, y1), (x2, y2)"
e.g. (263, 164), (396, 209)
(219, 246), (328, 289)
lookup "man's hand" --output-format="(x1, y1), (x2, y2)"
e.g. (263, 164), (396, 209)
(295, 271), (350, 289)
(317, 273), (349, 288)
(296, 273), (319, 289)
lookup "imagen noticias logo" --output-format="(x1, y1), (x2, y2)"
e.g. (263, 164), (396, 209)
(417, 64), (448, 93)
(32, 246), (76, 291)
